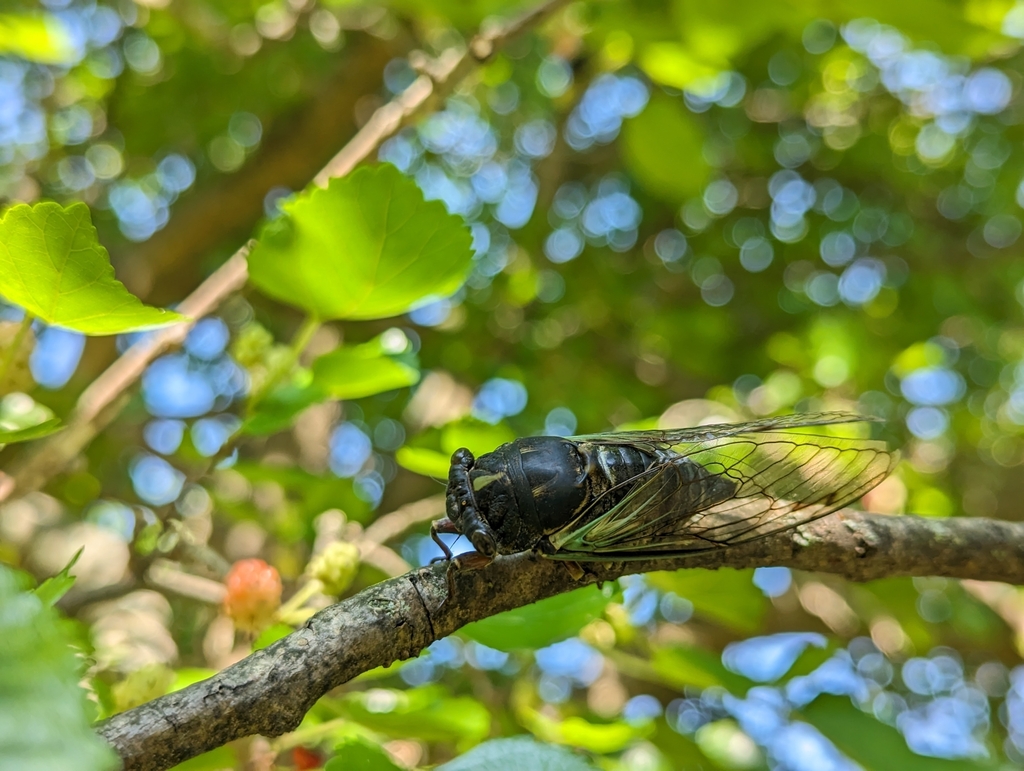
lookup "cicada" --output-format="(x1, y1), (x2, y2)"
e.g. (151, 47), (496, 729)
(431, 412), (897, 586)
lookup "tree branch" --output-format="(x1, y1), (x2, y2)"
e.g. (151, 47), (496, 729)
(98, 510), (1024, 771)
(0, 0), (570, 506)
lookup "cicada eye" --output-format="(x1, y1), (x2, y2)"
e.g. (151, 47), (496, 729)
(470, 530), (496, 558)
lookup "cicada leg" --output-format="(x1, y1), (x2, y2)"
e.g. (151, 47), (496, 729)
(429, 518), (458, 564)
(431, 517), (495, 600)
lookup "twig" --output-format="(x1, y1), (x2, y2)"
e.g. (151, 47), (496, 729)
(360, 494), (444, 545)
(97, 510), (1024, 771)
(0, 312), (33, 394)
(0, 0), (571, 505)
(246, 313), (321, 409)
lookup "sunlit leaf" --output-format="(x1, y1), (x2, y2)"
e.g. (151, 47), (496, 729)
(399, 419), (516, 480)
(0, 417), (61, 445)
(461, 584), (614, 652)
(638, 42), (721, 91)
(248, 163), (474, 320)
(32, 547), (82, 607)
(0, 393), (61, 447)
(311, 333), (420, 399)
(0, 203), (186, 334)
(0, 13), (75, 64)
(441, 419), (516, 457)
(438, 737), (598, 771)
(521, 701), (652, 755)
(395, 446), (452, 478)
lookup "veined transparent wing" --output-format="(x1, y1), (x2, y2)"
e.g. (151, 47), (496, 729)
(548, 415), (897, 558)
(570, 411), (876, 450)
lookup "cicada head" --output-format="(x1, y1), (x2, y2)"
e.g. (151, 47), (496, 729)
(445, 448), (501, 558)
(446, 438), (590, 556)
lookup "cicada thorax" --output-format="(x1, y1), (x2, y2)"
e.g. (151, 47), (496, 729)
(461, 437), (660, 555)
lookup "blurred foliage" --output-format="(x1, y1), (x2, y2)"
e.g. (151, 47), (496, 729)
(3, 0), (1024, 769)
(0, 564), (117, 771)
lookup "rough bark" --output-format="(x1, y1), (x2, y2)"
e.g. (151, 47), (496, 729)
(98, 510), (1024, 771)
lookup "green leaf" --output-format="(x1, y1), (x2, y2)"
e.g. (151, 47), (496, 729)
(240, 378), (326, 436)
(325, 737), (403, 771)
(395, 446), (451, 478)
(336, 685), (489, 749)
(441, 419), (516, 456)
(248, 163), (474, 321)
(650, 644), (751, 694)
(439, 737), (599, 771)
(648, 568), (767, 634)
(312, 332), (420, 399)
(0, 417), (61, 445)
(168, 746), (235, 771)
(638, 42), (721, 91)
(461, 584), (614, 652)
(398, 418), (516, 480)
(0, 13), (75, 64)
(0, 565), (118, 771)
(169, 668), (216, 693)
(622, 92), (710, 203)
(0, 393), (61, 447)
(800, 695), (994, 771)
(33, 547), (82, 606)
(0, 202), (186, 334)
(539, 716), (648, 755)
(253, 622), (293, 651)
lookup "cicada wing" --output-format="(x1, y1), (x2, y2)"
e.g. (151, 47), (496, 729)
(570, 411), (875, 450)
(548, 428), (897, 559)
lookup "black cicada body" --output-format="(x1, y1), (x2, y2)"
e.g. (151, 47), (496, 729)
(431, 412), (897, 583)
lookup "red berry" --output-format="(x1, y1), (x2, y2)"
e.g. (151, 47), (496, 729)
(292, 746), (323, 770)
(223, 558), (282, 633)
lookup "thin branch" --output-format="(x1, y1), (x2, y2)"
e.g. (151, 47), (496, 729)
(247, 313), (321, 409)
(360, 493), (444, 544)
(0, 0), (571, 506)
(0, 312), (33, 394)
(98, 510), (1024, 771)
